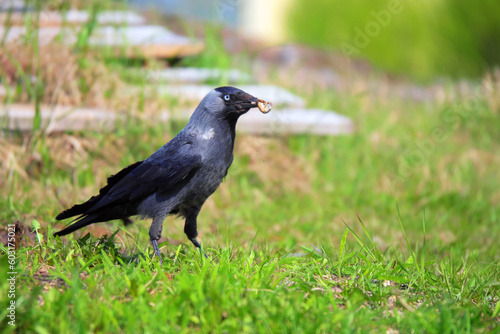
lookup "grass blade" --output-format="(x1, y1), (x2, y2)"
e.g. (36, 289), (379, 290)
(397, 204), (420, 273)
(342, 219), (377, 261)
(421, 211), (426, 274)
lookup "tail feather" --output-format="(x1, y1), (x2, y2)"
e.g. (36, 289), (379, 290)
(55, 203), (134, 237)
(54, 214), (101, 237)
(56, 161), (143, 221)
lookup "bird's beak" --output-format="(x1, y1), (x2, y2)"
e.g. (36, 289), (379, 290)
(237, 95), (258, 111)
(236, 93), (272, 114)
(249, 96), (259, 106)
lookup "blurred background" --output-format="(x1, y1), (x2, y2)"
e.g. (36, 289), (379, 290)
(133, 0), (500, 81)
(1, 0), (499, 257)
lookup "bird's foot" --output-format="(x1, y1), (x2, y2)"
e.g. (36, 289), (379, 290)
(190, 238), (208, 259)
(151, 239), (163, 267)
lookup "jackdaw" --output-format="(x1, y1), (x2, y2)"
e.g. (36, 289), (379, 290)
(54, 86), (271, 264)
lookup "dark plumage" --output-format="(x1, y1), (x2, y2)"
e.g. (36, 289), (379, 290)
(54, 87), (265, 264)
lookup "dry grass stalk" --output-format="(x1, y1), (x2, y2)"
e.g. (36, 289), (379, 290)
(0, 42), (124, 109)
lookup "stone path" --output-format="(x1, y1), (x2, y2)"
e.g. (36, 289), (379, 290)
(0, 25), (204, 58)
(0, 10), (146, 27)
(0, 3), (354, 136)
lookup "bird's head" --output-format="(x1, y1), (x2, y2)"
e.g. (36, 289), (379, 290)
(197, 86), (271, 119)
(214, 86), (260, 116)
(189, 86), (272, 131)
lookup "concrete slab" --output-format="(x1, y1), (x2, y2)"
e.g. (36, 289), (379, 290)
(147, 68), (252, 84)
(0, 25), (204, 58)
(0, 0), (26, 12)
(0, 10), (146, 27)
(1, 104), (116, 132)
(238, 108), (354, 135)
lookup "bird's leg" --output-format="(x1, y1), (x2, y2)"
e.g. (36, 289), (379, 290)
(184, 208), (208, 258)
(149, 216), (165, 267)
(151, 239), (163, 267)
(190, 238), (202, 249)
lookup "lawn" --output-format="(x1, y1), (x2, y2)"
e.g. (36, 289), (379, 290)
(0, 2), (499, 330)
(1, 75), (499, 332)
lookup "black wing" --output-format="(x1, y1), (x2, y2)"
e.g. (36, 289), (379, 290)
(84, 144), (202, 214)
(56, 160), (144, 220)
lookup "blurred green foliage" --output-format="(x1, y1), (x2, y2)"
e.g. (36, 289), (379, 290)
(287, 0), (500, 81)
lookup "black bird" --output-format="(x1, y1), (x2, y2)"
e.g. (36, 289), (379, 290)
(54, 87), (271, 264)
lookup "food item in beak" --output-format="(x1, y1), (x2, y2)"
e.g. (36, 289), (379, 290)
(257, 99), (272, 113)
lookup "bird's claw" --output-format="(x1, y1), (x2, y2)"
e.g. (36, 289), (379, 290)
(151, 239), (163, 267)
(190, 238), (208, 258)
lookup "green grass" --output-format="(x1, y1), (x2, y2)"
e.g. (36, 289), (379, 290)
(287, 0), (500, 81)
(0, 1), (499, 330)
(1, 85), (500, 332)
(1, 222), (499, 333)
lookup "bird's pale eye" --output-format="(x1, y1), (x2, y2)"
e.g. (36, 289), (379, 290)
(224, 94), (230, 101)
